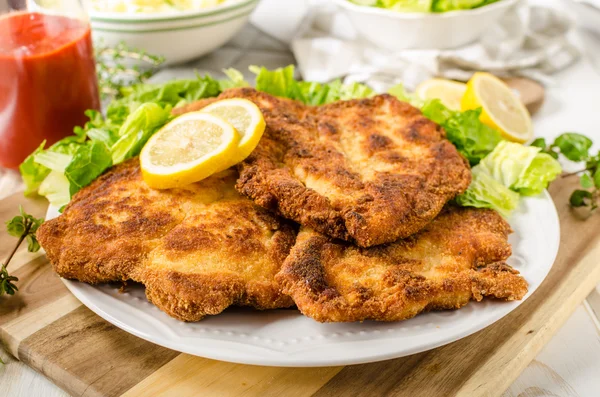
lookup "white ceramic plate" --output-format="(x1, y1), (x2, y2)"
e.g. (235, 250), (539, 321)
(47, 192), (559, 367)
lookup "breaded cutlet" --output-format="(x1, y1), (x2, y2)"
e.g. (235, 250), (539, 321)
(276, 206), (527, 322)
(37, 159), (296, 321)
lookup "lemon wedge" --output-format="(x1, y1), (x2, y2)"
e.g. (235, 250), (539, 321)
(461, 72), (533, 143)
(140, 112), (240, 189)
(416, 78), (467, 111)
(200, 98), (266, 169)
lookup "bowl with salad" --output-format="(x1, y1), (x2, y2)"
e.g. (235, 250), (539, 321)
(88, 0), (260, 64)
(334, 0), (520, 50)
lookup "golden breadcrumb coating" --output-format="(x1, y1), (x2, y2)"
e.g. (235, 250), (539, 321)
(37, 159), (296, 321)
(276, 206), (527, 322)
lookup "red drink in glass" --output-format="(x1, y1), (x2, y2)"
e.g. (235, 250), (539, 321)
(0, 12), (100, 169)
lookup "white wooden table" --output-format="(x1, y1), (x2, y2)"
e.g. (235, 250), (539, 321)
(2, 2), (600, 395)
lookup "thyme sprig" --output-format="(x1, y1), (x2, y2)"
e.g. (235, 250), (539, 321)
(1, 207), (44, 296)
(95, 40), (165, 100)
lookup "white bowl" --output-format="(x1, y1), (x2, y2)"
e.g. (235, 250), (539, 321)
(89, 0), (260, 65)
(332, 0), (520, 50)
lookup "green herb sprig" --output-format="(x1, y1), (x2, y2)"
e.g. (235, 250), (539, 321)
(95, 40), (165, 100)
(1, 207), (44, 296)
(531, 133), (600, 211)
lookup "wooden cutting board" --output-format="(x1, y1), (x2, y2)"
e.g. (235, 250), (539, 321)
(1, 177), (600, 397)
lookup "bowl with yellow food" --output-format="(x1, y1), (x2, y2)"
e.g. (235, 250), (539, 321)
(89, 0), (260, 64)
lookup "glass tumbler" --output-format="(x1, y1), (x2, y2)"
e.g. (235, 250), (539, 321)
(0, 0), (100, 169)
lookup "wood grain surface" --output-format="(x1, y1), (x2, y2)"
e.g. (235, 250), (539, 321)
(1, 176), (599, 397)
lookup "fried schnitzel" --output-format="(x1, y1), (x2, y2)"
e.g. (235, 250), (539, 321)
(37, 159), (296, 321)
(276, 206), (527, 322)
(185, 88), (470, 247)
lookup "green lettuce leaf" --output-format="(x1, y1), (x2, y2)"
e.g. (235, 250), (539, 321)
(349, 0), (496, 12)
(86, 128), (118, 147)
(386, 0), (432, 12)
(476, 140), (540, 188)
(387, 83), (424, 107)
(455, 170), (520, 216)
(513, 153), (563, 196)
(219, 68), (250, 90)
(457, 141), (562, 214)
(431, 0), (495, 12)
(478, 141), (562, 195)
(251, 65), (374, 105)
(318, 79), (375, 103)
(111, 103), (172, 164)
(421, 101), (503, 165)
(33, 151), (73, 173)
(65, 141), (113, 196)
(117, 74), (221, 110)
(20, 132), (88, 196)
(38, 171), (72, 210)
(251, 65), (299, 99)
(19, 142), (50, 196)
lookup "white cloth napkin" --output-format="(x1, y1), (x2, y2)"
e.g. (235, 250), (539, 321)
(579, 0), (600, 7)
(291, 3), (580, 91)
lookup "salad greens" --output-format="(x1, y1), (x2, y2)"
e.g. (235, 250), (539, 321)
(476, 141), (561, 196)
(422, 101), (503, 166)
(432, 0), (500, 12)
(349, 0), (500, 13)
(251, 65), (374, 105)
(456, 142), (562, 215)
(21, 64), (563, 217)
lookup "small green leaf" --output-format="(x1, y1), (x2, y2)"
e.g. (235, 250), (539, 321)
(0, 264), (19, 296)
(26, 235), (40, 253)
(580, 173), (594, 189)
(594, 170), (600, 189)
(570, 190), (594, 207)
(553, 133), (593, 162)
(17, 208), (44, 234)
(5, 215), (25, 238)
(530, 138), (547, 149)
(5, 207), (44, 258)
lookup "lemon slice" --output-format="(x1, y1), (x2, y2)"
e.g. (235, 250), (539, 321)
(140, 112), (240, 189)
(461, 72), (533, 143)
(416, 78), (467, 111)
(200, 98), (266, 168)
